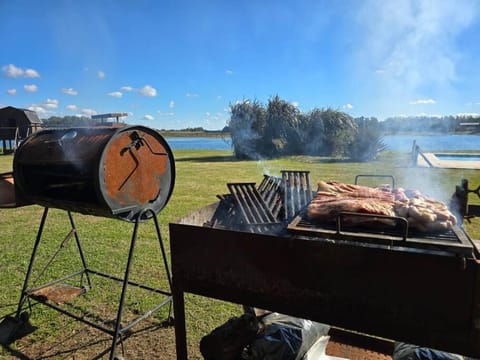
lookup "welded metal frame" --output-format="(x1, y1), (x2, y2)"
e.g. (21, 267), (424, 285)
(170, 201), (480, 359)
(452, 178), (480, 221)
(14, 207), (173, 359)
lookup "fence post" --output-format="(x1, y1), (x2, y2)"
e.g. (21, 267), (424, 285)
(411, 140), (418, 166)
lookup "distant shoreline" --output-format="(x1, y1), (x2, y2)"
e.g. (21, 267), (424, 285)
(159, 130), (230, 138)
(159, 130), (480, 138)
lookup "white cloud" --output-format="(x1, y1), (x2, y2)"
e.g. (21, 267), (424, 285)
(225, 70), (234, 75)
(27, 105), (47, 115)
(97, 70), (105, 79)
(343, 103), (354, 109)
(7, 89), (16, 95)
(169, 100), (175, 109)
(3, 64), (24, 77)
(291, 101), (299, 108)
(186, 92), (199, 97)
(139, 85), (157, 97)
(143, 114), (154, 120)
(81, 108), (97, 116)
(108, 91), (123, 98)
(24, 68), (40, 78)
(120, 86), (133, 92)
(2, 64), (40, 78)
(44, 98), (59, 109)
(66, 104), (78, 111)
(409, 98), (436, 105)
(62, 88), (78, 96)
(24, 84), (38, 92)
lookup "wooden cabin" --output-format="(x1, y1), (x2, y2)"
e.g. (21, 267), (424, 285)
(0, 106), (42, 154)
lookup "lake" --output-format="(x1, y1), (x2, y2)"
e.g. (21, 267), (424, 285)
(165, 136), (232, 150)
(383, 134), (480, 152)
(166, 134), (480, 152)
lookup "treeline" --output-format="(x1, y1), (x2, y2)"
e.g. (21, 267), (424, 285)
(158, 126), (229, 133)
(42, 116), (100, 127)
(380, 115), (480, 134)
(41, 117), (230, 133)
(228, 96), (386, 161)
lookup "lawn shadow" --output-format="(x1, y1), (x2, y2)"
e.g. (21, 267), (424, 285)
(313, 158), (354, 164)
(175, 154), (241, 162)
(175, 155), (361, 164)
(0, 318), (174, 360)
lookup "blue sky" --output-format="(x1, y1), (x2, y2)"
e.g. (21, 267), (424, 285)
(1, 0), (480, 130)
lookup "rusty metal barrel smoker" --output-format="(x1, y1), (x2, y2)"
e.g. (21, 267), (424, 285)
(0, 125), (175, 359)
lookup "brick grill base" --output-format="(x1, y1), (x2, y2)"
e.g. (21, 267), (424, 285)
(326, 329), (394, 360)
(327, 340), (393, 360)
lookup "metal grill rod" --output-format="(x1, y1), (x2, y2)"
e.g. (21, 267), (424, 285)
(281, 170), (312, 220)
(227, 183), (277, 224)
(258, 175), (283, 219)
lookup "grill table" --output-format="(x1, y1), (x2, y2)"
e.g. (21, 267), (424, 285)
(169, 202), (480, 359)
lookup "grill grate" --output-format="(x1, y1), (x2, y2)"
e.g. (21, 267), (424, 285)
(281, 170), (312, 220)
(258, 175), (283, 219)
(227, 183), (277, 224)
(288, 213), (475, 256)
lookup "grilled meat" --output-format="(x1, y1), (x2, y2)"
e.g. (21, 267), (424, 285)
(308, 181), (457, 232)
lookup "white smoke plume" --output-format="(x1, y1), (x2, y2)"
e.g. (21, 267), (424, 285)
(354, 0), (479, 117)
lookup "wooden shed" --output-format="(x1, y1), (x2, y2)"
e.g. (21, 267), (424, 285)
(0, 106), (42, 153)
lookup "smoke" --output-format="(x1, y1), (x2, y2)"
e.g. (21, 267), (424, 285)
(353, 0), (479, 117)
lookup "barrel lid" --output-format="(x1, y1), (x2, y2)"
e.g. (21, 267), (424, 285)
(99, 125), (175, 221)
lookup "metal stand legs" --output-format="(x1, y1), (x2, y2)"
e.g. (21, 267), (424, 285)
(15, 207), (173, 359)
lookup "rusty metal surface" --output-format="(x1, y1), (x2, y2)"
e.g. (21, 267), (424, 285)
(29, 284), (85, 305)
(103, 129), (169, 207)
(0, 172), (31, 208)
(0, 172), (16, 207)
(326, 340), (392, 360)
(326, 329), (394, 360)
(11, 125), (175, 221)
(170, 202), (480, 358)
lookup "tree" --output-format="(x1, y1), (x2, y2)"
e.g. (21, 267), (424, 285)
(228, 96), (382, 161)
(262, 95), (302, 156)
(43, 116), (96, 127)
(348, 117), (387, 161)
(303, 108), (357, 156)
(228, 100), (266, 159)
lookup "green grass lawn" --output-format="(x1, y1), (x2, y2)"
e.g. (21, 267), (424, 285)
(0, 149), (479, 358)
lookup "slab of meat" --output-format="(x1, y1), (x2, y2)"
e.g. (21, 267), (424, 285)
(316, 181), (395, 202)
(308, 197), (395, 218)
(307, 180), (457, 232)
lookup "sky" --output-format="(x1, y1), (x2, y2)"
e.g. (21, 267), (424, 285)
(1, 0), (480, 130)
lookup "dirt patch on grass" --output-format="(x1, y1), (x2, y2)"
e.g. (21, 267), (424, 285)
(2, 318), (202, 359)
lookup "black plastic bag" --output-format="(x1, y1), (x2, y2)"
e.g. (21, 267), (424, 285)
(242, 313), (330, 360)
(243, 322), (302, 360)
(200, 313), (259, 360)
